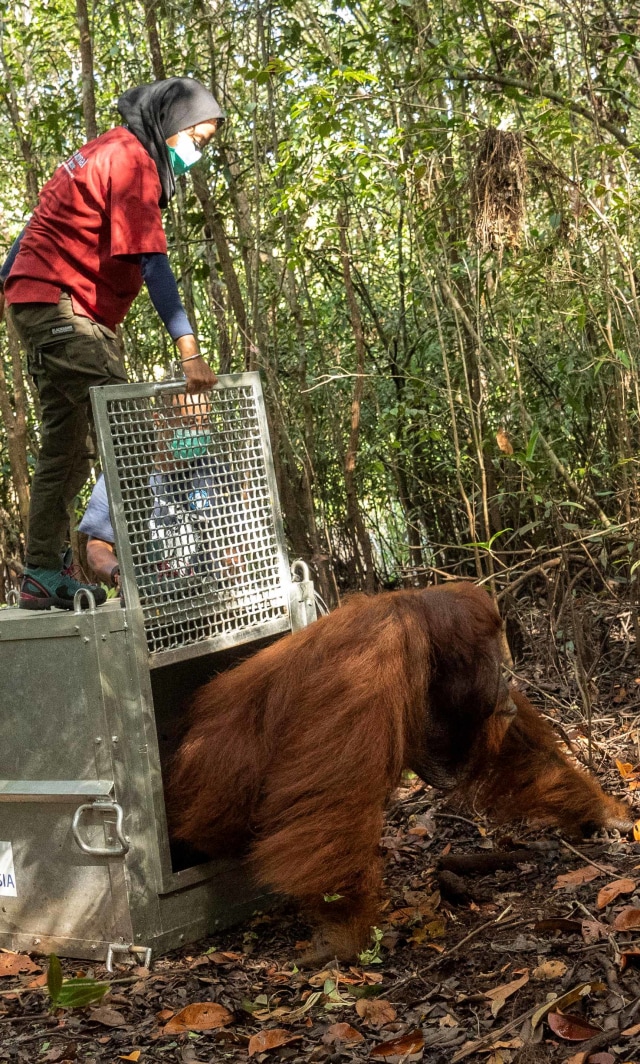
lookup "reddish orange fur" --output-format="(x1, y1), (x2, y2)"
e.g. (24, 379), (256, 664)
(462, 688), (631, 836)
(168, 582), (630, 963)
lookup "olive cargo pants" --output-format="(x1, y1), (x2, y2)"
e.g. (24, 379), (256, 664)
(8, 295), (127, 570)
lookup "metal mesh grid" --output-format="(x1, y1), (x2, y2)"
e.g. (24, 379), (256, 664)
(101, 383), (289, 656)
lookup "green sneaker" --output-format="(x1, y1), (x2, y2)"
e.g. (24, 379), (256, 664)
(20, 565), (107, 611)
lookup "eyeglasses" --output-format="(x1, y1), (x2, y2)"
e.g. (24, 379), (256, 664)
(188, 119), (221, 150)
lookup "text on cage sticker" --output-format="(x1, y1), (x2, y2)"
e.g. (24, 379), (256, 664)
(0, 842), (17, 896)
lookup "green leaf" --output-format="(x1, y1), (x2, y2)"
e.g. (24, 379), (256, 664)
(358, 926), (384, 965)
(350, 983), (385, 999)
(615, 348), (631, 369)
(47, 954), (62, 1007)
(525, 427), (540, 462)
(55, 979), (109, 1009)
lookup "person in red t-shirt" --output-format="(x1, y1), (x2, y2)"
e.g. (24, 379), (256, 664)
(0, 77), (223, 610)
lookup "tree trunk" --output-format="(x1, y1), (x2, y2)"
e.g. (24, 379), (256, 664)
(190, 168), (249, 369)
(337, 208), (376, 592)
(0, 317), (31, 535)
(75, 0), (98, 141)
(143, 0), (166, 80)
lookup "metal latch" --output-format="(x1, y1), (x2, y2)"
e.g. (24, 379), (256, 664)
(72, 800), (129, 856)
(105, 943), (152, 974)
(74, 588), (96, 613)
(289, 560), (319, 628)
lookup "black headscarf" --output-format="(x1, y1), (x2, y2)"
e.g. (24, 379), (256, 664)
(117, 77), (225, 207)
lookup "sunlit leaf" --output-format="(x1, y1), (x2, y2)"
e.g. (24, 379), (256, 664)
(163, 1001), (234, 1033)
(247, 1029), (301, 1056)
(0, 953), (39, 979)
(370, 1030), (424, 1059)
(596, 878), (636, 909)
(322, 1022), (364, 1044)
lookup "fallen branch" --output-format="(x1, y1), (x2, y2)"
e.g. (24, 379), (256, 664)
(439, 850), (538, 875)
(450, 1000), (543, 1063)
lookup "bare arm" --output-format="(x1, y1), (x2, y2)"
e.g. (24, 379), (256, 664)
(86, 538), (120, 586)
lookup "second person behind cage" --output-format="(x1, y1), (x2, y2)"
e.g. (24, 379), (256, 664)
(81, 392), (244, 596)
(0, 76), (223, 611)
(149, 391), (244, 593)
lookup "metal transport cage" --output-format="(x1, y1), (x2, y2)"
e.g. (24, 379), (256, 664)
(0, 372), (316, 963)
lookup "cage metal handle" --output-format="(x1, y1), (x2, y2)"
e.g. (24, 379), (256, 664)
(105, 942), (153, 974)
(74, 588), (96, 613)
(72, 800), (129, 857)
(291, 559), (310, 582)
(5, 589), (19, 608)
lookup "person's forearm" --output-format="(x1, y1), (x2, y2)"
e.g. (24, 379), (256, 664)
(140, 253), (217, 391)
(141, 252), (193, 339)
(86, 539), (119, 585)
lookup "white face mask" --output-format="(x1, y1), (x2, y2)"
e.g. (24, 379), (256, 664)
(169, 131), (203, 175)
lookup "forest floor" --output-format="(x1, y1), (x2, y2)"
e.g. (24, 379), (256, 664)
(1, 686), (640, 1064)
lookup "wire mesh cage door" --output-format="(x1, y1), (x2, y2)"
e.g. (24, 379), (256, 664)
(91, 373), (293, 665)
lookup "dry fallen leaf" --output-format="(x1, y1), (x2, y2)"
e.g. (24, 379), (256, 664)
(485, 972), (529, 1018)
(408, 917), (446, 945)
(477, 1041), (523, 1053)
(621, 1021), (640, 1036)
(547, 1011), (601, 1040)
(307, 968), (336, 986)
(119, 1054), (141, 1062)
(586, 1054), (615, 1064)
(90, 1006), (127, 1027)
(581, 919), (610, 944)
(616, 760), (637, 779)
(633, 820), (640, 843)
(531, 981), (605, 1031)
(439, 1013), (458, 1027)
(565, 1054), (587, 1064)
(163, 1002), (234, 1034)
(534, 918), (582, 935)
(533, 960), (567, 981)
(26, 972), (49, 988)
(0, 953), (39, 977)
(619, 947), (640, 970)
(156, 1009), (174, 1021)
(597, 878), (636, 909)
(613, 907), (640, 931)
(370, 1030), (424, 1059)
(247, 1029), (301, 1056)
(355, 998), (397, 1026)
(42, 1048), (75, 1063)
(322, 1023), (364, 1045)
(207, 950), (243, 965)
(554, 866), (601, 890)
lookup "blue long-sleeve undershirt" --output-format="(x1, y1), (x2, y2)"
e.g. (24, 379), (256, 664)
(140, 252), (194, 340)
(1, 227), (193, 342)
(0, 227), (25, 285)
